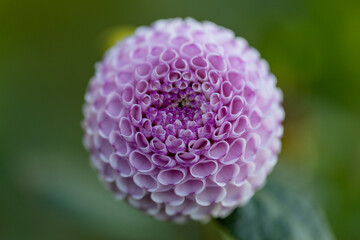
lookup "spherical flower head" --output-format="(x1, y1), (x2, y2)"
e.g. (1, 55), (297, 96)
(82, 18), (284, 223)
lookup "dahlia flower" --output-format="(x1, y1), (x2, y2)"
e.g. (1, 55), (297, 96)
(82, 18), (284, 222)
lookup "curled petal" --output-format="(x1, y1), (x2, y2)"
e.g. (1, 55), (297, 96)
(170, 35), (190, 47)
(180, 43), (202, 57)
(150, 30), (170, 43)
(101, 163), (117, 182)
(205, 42), (224, 54)
(220, 81), (233, 105)
(215, 106), (228, 127)
(128, 195), (161, 215)
(182, 71), (195, 82)
(161, 49), (178, 63)
(222, 182), (252, 207)
(139, 94), (151, 111)
(129, 150), (154, 173)
(209, 70), (222, 91)
(121, 84), (135, 108)
(150, 138), (168, 155)
(149, 44), (165, 58)
(201, 112), (215, 125)
(129, 104), (142, 127)
(109, 153), (134, 177)
(165, 124), (177, 137)
(190, 205), (219, 222)
(190, 56), (209, 70)
(133, 173), (159, 192)
(230, 115), (249, 138)
(109, 132), (131, 157)
(134, 132), (150, 153)
(139, 118), (152, 138)
(158, 168), (187, 185)
(151, 154), (176, 169)
(175, 179), (205, 197)
(167, 71), (182, 82)
(92, 93), (105, 111)
(153, 63), (170, 79)
(119, 117), (135, 142)
(105, 92), (123, 118)
(135, 62), (152, 79)
(98, 110), (115, 138)
(175, 152), (200, 166)
(190, 160), (218, 178)
(192, 82), (202, 92)
(196, 69), (208, 83)
(188, 138), (211, 155)
(197, 124), (214, 139)
(227, 70), (244, 93)
(172, 58), (189, 71)
(175, 80), (188, 90)
(243, 86), (256, 106)
(222, 138), (246, 164)
(213, 164), (240, 187)
(165, 135), (186, 154)
(212, 121), (232, 141)
(248, 168), (267, 189)
(229, 95), (244, 121)
(228, 55), (245, 71)
(162, 82), (173, 92)
(207, 53), (226, 72)
(116, 176), (145, 200)
(206, 141), (229, 160)
(244, 133), (261, 161)
(116, 69), (134, 86)
(178, 129), (196, 144)
(94, 135), (114, 160)
(130, 45), (148, 61)
(135, 80), (149, 99)
(249, 108), (263, 129)
(253, 148), (271, 175)
(209, 92), (222, 111)
(165, 199), (199, 216)
(152, 125), (166, 142)
(151, 190), (184, 206)
(100, 77), (116, 97)
(233, 163), (254, 186)
(195, 186), (226, 206)
(150, 80), (161, 91)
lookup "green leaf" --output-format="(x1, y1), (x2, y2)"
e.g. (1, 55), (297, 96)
(218, 180), (335, 240)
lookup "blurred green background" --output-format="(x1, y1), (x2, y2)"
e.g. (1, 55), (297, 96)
(1, 0), (359, 239)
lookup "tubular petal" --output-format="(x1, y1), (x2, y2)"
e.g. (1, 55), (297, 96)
(129, 150), (154, 172)
(190, 160), (218, 178)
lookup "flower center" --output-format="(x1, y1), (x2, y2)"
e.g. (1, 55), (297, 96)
(145, 82), (210, 135)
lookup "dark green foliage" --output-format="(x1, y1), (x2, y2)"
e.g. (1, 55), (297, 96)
(219, 181), (334, 240)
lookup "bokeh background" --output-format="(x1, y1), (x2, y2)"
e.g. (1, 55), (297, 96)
(1, 0), (359, 239)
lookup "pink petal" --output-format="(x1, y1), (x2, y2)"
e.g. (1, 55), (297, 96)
(175, 179), (205, 197)
(206, 141), (229, 160)
(195, 186), (226, 206)
(158, 168), (186, 185)
(190, 160), (218, 178)
(105, 92), (122, 118)
(133, 173), (159, 191)
(227, 70), (244, 92)
(222, 138), (246, 164)
(129, 150), (154, 172)
(175, 152), (200, 166)
(109, 153), (134, 177)
(119, 117), (135, 142)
